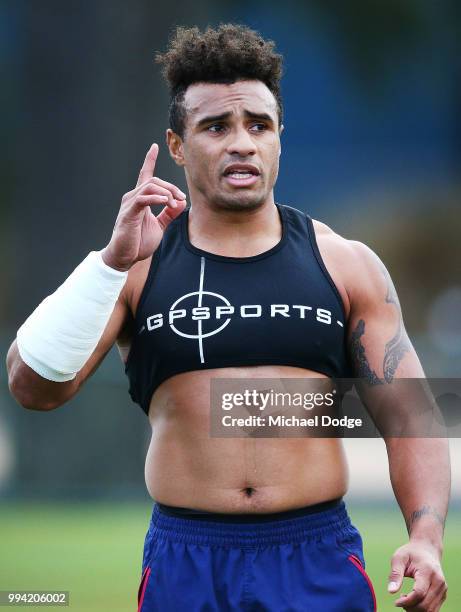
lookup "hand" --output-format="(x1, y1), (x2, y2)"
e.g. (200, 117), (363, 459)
(101, 143), (187, 271)
(388, 541), (447, 610)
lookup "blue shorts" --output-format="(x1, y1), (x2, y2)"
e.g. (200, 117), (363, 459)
(137, 498), (377, 611)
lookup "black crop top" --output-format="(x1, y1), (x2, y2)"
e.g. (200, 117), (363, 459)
(124, 203), (352, 414)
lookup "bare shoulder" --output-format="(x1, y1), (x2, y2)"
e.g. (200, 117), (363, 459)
(311, 218), (390, 309)
(124, 256), (153, 314)
(116, 255), (152, 354)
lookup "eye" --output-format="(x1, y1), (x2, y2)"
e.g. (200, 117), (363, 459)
(250, 123), (267, 132)
(207, 124), (225, 133)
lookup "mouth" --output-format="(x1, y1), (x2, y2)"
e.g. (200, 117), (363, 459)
(222, 164), (261, 187)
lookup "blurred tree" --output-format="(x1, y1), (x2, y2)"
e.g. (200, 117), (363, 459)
(304, 0), (430, 86)
(336, 195), (461, 335)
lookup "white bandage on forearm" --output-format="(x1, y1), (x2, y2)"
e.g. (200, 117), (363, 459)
(16, 250), (128, 382)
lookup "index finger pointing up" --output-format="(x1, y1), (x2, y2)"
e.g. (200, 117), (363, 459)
(136, 143), (159, 187)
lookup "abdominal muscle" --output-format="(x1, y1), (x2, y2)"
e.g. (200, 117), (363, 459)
(143, 364), (349, 514)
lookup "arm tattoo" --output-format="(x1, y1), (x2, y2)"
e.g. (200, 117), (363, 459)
(406, 504), (445, 533)
(349, 264), (410, 385)
(382, 269), (410, 383)
(383, 323), (409, 382)
(349, 319), (383, 385)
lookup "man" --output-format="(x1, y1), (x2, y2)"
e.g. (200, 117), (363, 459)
(6, 23), (450, 612)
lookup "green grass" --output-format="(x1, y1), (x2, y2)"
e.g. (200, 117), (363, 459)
(0, 503), (151, 612)
(0, 502), (459, 611)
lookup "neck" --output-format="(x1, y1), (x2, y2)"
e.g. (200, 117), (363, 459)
(186, 195), (282, 257)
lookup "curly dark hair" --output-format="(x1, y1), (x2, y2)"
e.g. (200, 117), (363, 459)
(155, 23), (284, 138)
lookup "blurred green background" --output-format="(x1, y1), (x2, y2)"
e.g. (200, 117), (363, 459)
(1, 0), (460, 610)
(0, 502), (460, 611)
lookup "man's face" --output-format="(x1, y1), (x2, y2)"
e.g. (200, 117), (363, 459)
(171, 79), (283, 211)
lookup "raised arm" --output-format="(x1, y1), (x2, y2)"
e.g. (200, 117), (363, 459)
(345, 240), (450, 611)
(6, 289), (128, 411)
(6, 143), (187, 411)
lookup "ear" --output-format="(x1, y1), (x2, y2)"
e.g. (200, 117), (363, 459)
(166, 129), (185, 166)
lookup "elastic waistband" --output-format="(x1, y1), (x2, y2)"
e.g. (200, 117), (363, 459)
(156, 497), (342, 522)
(150, 498), (354, 547)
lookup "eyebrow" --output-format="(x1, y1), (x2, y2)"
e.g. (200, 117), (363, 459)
(195, 109), (275, 129)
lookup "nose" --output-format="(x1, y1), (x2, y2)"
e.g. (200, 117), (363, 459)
(226, 127), (257, 157)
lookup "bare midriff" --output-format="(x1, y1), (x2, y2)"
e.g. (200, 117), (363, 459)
(143, 364), (349, 514)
